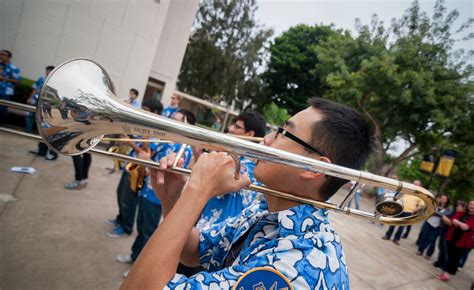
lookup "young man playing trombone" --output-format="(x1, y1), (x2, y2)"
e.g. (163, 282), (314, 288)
(121, 98), (374, 289)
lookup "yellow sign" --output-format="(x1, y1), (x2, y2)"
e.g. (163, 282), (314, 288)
(420, 160), (435, 173)
(436, 156), (454, 177)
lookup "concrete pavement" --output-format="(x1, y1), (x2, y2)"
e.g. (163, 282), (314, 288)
(0, 131), (472, 289)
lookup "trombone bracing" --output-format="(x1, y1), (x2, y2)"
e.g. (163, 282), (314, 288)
(0, 58), (435, 225)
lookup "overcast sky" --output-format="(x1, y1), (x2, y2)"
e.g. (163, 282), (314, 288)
(255, 0), (473, 52)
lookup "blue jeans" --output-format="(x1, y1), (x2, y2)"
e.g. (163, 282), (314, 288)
(131, 197), (162, 261)
(0, 94), (11, 124)
(417, 222), (439, 257)
(116, 170), (138, 235)
(25, 112), (36, 133)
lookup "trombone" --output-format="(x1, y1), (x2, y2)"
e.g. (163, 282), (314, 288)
(0, 58), (435, 225)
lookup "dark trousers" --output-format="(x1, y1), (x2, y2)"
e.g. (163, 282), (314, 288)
(116, 170), (138, 235)
(403, 225), (411, 238)
(459, 248), (471, 268)
(25, 112), (36, 133)
(417, 222), (439, 257)
(434, 229), (449, 270)
(385, 212), (410, 241)
(0, 94), (10, 124)
(446, 240), (463, 275)
(131, 197), (162, 262)
(72, 153), (91, 181)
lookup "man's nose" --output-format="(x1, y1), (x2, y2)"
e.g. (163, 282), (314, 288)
(263, 131), (275, 146)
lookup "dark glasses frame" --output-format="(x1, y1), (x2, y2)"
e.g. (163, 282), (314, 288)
(276, 126), (326, 157)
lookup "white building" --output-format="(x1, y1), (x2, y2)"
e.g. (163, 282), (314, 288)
(1, 0), (200, 106)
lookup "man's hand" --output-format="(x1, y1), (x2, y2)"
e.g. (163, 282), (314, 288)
(187, 151), (251, 200)
(149, 153), (187, 205)
(137, 149), (151, 161)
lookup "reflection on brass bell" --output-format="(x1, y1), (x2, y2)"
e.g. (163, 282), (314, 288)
(375, 195), (404, 217)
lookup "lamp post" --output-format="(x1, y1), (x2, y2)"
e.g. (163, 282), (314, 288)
(420, 148), (458, 190)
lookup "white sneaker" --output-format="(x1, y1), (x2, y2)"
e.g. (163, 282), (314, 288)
(122, 268), (130, 278)
(116, 254), (132, 264)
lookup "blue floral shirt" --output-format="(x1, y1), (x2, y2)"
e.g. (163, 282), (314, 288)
(139, 143), (193, 205)
(0, 61), (21, 95)
(196, 157), (261, 231)
(166, 199), (349, 289)
(31, 76), (46, 105)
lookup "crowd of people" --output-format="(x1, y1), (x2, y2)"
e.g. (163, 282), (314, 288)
(2, 48), (472, 288)
(377, 177), (473, 283)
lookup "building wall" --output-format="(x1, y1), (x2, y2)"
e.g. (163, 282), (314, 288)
(149, 0), (200, 106)
(1, 0), (197, 103)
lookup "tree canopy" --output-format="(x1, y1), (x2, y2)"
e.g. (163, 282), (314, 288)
(264, 0), (473, 179)
(177, 0), (273, 111)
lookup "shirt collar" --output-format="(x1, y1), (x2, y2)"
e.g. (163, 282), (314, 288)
(258, 200), (330, 237)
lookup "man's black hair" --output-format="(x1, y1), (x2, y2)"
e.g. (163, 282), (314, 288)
(2, 50), (12, 58)
(142, 98), (163, 115)
(130, 88), (139, 96)
(46, 65), (55, 71)
(176, 109), (196, 125)
(308, 97), (374, 200)
(236, 111), (266, 137)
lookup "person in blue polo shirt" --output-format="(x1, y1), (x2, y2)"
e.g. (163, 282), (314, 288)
(107, 98), (164, 237)
(196, 111), (267, 231)
(0, 49), (21, 124)
(162, 94), (182, 118)
(121, 98), (375, 289)
(26, 65), (55, 132)
(116, 109), (195, 278)
(125, 88), (141, 108)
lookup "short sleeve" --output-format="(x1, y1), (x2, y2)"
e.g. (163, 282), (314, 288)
(198, 216), (241, 271)
(13, 66), (21, 80)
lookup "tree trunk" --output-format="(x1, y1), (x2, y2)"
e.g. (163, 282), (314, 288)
(383, 143), (418, 176)
(438, 178), (450, 195)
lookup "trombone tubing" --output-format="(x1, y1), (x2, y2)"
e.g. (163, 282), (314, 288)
(1, 125), (430, 225)
(0, 100), (263, 143)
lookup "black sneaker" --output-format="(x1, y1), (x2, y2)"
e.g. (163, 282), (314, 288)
(28, 150), (46, 156)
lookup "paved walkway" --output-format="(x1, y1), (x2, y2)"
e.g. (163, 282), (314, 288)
(0, 131), (472, 289)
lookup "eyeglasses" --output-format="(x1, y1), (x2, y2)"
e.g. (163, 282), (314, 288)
(233, 123), (245, 130)
(276, 126), (326, 156)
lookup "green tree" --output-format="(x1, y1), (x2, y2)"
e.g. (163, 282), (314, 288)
(262, 102), (290, 126)
(177, 0), (273, 110)
(263, 24), (341, 114)
(265, 0), (473, 178)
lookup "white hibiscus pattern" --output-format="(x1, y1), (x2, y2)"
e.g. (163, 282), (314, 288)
(166, 199), (349, 289)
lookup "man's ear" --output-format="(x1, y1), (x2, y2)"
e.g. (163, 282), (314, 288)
(244, 130), (255, 137)
(300, 156), (331, 180)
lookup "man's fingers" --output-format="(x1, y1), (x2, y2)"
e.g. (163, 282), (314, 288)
(238, 173), (251, 188)
(149, 168), (158, 178)
(158, 156), (168, 184)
